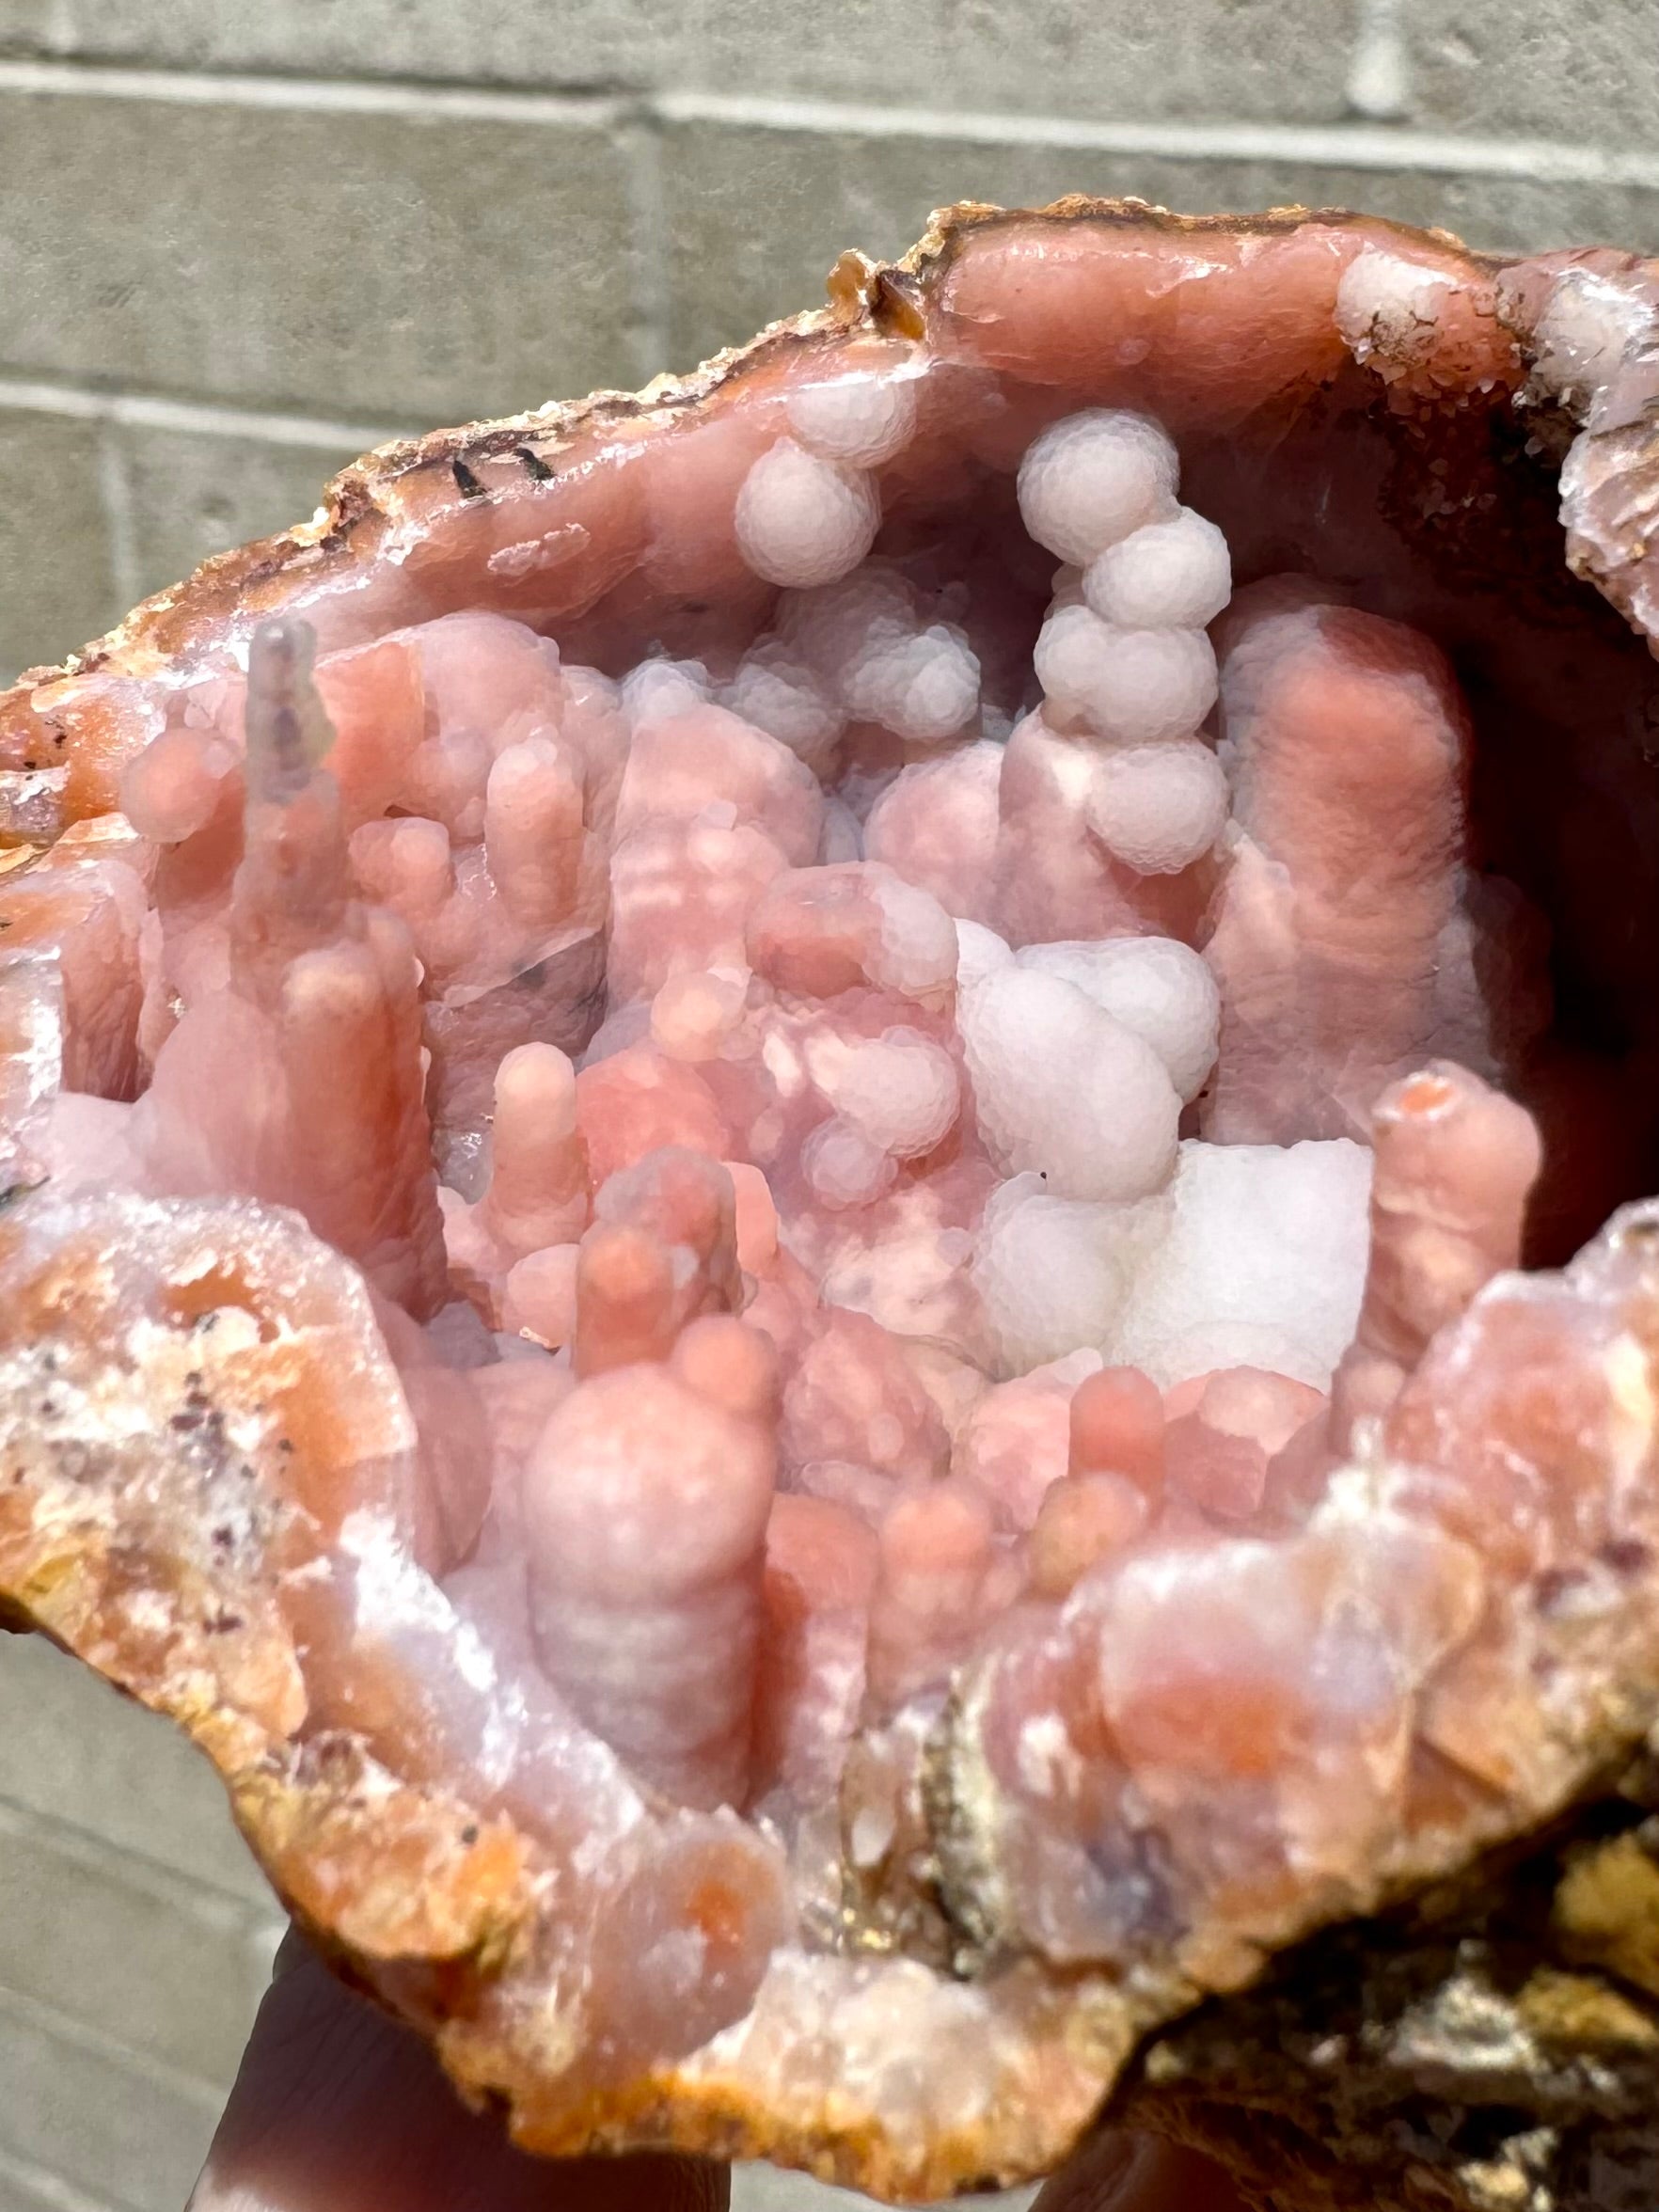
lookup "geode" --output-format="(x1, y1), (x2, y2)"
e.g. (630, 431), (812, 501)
(7, 200), (1659, 2210)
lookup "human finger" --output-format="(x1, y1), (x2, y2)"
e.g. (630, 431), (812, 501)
(1031, 2129), (1252, 2212)
(189, 1935), (728, 2212)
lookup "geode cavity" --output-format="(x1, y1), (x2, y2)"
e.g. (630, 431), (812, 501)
(6, 201), (1659, 2207)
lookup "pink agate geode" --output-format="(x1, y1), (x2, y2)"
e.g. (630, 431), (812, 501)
(8, 201), (1659, 2204)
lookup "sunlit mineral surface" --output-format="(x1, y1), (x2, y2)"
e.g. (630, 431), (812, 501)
(9, 208), (1659, 2204)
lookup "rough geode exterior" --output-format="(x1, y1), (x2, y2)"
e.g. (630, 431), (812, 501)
(6, 201), (1659, 2207)
(1126, 1799), (1659, 2212)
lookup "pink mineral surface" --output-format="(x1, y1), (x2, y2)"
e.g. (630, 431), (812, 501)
(8, 202), (1659, 2202)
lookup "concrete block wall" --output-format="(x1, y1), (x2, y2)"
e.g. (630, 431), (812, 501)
(0, 1635), (286, 2212)
(1, 3), (1655, 2205)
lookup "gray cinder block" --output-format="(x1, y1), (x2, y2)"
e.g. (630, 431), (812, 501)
(0, 409), (114, 684)
(0, 85), (638, 421)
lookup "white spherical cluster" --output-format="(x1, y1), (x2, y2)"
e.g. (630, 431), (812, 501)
(1083, 509), (1232, 630)
(1085, 738), (1229, 874)
(816, 1027), (960, 1159)
(954, 917), (1016, 990)
(843, 623), (980, 744)
(1015, 937), (1220, 1102)
(1017, 409), (1178, 566)
(972, 1173), (1150, 1376)
(778, 564), (914, 667)
(722, 638), (845, 769)
(735, 436), (881, 588)
(957, 965), (1179, 1205)
(1016, 408), (1233, 889)
(785, 369), (919, 466)
(1107, 1138), (1373, 1388)
(869, 867), (960, 1000)
(621, 656), (710, 730)
(802, 1115), (898, 1209)
(1033, 608), (1217, 742)
(735, 561), (981, 751)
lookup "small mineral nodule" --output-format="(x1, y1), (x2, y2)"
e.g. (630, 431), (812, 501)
(10, 201), (1659, 2206)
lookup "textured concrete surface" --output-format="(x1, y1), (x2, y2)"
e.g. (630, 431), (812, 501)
(735, 2175), (1036, 2211)
(0, 405), (115, 687)
(0, 0), (1361, 119)
(1, 2), (1655, 2204)
(0, 1635), (283, 2212)
(0, 87), (639, 421)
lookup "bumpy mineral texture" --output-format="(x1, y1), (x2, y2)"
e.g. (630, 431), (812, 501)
(8, 202), (1659, 2207)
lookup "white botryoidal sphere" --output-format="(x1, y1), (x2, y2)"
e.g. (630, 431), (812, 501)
(1034, 606), (1218, 742)
(973, 1173), (1154, 1375)
(1017, 408), (1180, 565)
(868, 869), (960, 1001)
(957, 965), (1179, 1204)
(955, 918), (1015, 991)
(621, 656), (710, 730)
(735, 438), (881, 588)
(777, 564), (913, 675)
(723, 640), (845, 767)
(802, 1114), (898, 1209)
(817, 1028), (961, 1159)
(785, 371), (920, 466)
(1106, 1137), (1373, 1387)
(1082, 508), (1233, 630)
(845, 624), (981, 744)
(1016, 937), (1221, 1103)
(1085, 738), (1229, 874)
